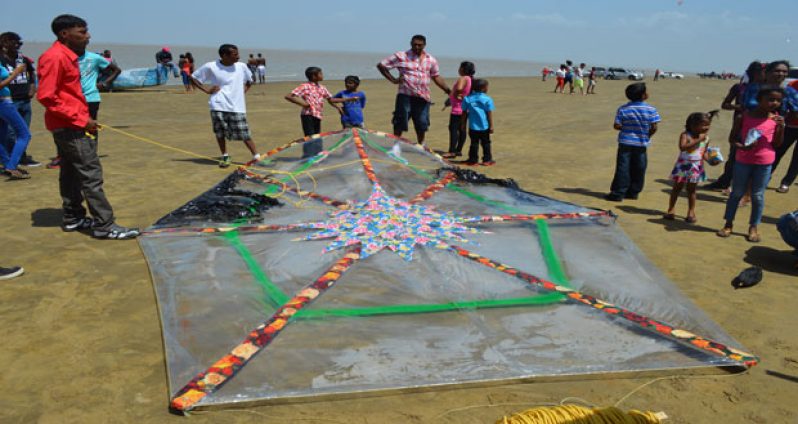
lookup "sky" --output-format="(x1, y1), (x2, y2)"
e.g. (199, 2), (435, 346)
(2, 0), (796, 72)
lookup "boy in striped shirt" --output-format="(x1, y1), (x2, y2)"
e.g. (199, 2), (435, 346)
(606, 83), (661, 201)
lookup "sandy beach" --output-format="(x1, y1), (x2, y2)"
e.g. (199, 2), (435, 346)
(1, 76), (796, 423)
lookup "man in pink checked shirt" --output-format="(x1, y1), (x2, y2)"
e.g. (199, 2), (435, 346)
(377, 34), (450, 146)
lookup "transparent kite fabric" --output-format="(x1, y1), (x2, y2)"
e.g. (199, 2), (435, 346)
(139, 129), (750, 409)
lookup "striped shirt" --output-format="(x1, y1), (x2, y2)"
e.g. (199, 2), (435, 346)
(614, 101), (661, 147)
(379, 50), (440, 102)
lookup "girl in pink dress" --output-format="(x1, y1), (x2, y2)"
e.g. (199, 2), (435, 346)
(718, 86), (786, 242)
(665, 110), (718, 223)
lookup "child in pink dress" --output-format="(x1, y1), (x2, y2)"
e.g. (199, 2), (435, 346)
(442, 61), (474, 158)
(665, 110), (718, 223)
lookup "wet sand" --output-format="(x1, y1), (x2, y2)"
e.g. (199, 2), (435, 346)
(1, 76), (796, 423)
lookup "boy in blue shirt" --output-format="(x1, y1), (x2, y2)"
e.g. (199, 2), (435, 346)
(606, 83), (660, 201)
(333, 75), (366, 128)
(461, 79), (495, 166)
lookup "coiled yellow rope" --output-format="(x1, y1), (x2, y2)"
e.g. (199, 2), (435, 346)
(497, 405), (666, 424)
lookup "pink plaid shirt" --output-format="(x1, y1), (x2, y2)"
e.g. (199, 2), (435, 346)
(380, 50), (440, 102)
(291, 82), (332, 120)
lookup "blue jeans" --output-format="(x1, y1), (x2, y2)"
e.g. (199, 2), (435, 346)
(723, 162), (772, 226)
(609, 144), (647, 198)
(392, 94), (430, 134)
(2, 99), (32, 158)
(777, 212), (798, 253)
(0, 100), (31, 170)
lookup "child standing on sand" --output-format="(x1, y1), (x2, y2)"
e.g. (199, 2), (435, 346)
(461, 79), (495, 166)
(665, 110), (719, 223)
(554, 65), (566, 94)
(718, 86), (785, 242)
(333, 75), (366, 129)
(442, 61), (474, 159)
(285, 67), (357, 157)
(605, 83), (661, 201)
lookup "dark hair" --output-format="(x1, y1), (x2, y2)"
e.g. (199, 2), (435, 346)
(765, 60), (791, 73)
(218, 44), (238, 58)
(411, 34), (426, 44)
(305, 66), (322, 81)
(560, 64), (567, 70)
(580, 63), (586, 67)
(185, 52), (194, 62)
(0, 32), (21, 43)
(566, 60), (573, 66)
(472, 78), (489, 92)
(745, 61), (763, 80)
(51, 14), (87, 35)
(179, 54), (185, 58)
(459, 61), (476, 77)
(625, 82), (647, 102)
(685, 110), (719, 132)
(344, 75), (360, 85)
(756, 84), (784, 100)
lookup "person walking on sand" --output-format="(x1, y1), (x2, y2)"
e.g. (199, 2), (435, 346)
(256, 53), (266, 84)
(377, 34), (450, 147)
(37, 14), (139, 239)
(191, 44), (262, 168)
(0, 58), (31, 179)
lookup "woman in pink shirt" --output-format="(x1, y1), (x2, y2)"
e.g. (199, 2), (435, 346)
(442, 61), (474, 159)
(718, 86), (786, 242)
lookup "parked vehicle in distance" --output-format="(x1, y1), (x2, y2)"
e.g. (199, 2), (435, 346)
(589, 67), (607, 79)
(787, 67), (798, 85)
(660, 71), (684, 79)
(605, 67), (644, 81)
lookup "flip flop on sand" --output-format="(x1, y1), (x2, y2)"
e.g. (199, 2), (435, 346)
(685, 216), (697, 224)
(717, 227), (732, 238)
(663, 213), (676, 220)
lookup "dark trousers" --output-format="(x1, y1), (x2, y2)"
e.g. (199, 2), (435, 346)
(53, 130), (115, 230)
(301, 115), (322, 158)
(609, 144), (647, 197)
(88, 101), (100, 140)
(448, 114), (466, 154)
(467, 129), (492, 163)
(713, 144), (737, 188)
(772, 126), (798, 186)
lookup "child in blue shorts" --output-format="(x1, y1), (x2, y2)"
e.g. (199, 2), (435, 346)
(606, 83), (661, 201)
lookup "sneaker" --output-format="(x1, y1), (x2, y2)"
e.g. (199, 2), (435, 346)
(19, 155), (41, 167)
(776, 184), (790, 193)
(46, 157), (61, 169)
(92, 224), (141, 240)
(481, 161), (496, 166)
(218, 155), (232, 168)
(62, 217), (94, 232)
(604, 194), (623, 202)
(0, 266), (24, 280)
(6, 169), (31, 180)
(624, 193), (639, 200)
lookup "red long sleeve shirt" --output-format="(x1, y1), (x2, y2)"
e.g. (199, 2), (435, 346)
(36, 41), (89, 131)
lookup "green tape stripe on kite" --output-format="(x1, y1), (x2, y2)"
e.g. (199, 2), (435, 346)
(223, 231), (289, 307)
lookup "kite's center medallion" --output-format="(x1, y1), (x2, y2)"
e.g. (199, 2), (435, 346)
(299, 184), (479, 260)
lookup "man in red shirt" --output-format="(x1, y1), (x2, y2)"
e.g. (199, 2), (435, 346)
(37, 14), (139, 239)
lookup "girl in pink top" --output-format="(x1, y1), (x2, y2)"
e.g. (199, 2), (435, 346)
(718, 86), (785, 242)
(442, 61), (474, 158)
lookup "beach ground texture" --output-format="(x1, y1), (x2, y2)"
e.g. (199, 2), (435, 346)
(1, 76), (796, 423)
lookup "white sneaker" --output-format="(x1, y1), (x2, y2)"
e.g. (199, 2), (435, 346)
(391, 143), (402, 158)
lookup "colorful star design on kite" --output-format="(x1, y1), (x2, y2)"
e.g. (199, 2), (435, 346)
(297, 184), (480, 261)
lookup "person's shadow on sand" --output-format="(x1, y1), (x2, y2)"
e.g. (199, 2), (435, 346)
(554, 187), (607, 200)
(743, 246), (798, 277)
(31, 208), (62, 228)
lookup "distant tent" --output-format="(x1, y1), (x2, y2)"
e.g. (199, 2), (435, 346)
(139, 129), (756, 413)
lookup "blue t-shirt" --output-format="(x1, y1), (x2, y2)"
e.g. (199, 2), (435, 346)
(333, 90), (366, 125)
(462, 92), (495, 131)
(79, 52), (110, 103)
(614, 101), (661, 147)
(0, 66), (10, 97)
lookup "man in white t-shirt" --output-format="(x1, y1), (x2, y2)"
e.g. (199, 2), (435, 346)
(190, 44), (261, 168)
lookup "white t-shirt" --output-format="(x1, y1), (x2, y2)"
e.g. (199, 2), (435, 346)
(192, 61), (253, 113)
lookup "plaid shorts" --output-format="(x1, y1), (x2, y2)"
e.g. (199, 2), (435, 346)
(210, 111), (251, 140)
